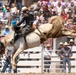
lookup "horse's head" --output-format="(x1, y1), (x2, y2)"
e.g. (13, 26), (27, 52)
(0, 41), (5, 57)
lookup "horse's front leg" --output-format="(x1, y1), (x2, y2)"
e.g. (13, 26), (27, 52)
(12, 43), (24, 70)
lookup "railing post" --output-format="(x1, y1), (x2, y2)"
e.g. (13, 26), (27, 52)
(53, 38), (57, 51)
(75, 58), (76, 72)
(41, 45), (44, 73)
(51, 38), (57, 72)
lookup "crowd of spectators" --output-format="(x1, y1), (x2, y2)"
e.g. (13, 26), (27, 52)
(36, 0), (76, 25)
(0, 0), (76, 35)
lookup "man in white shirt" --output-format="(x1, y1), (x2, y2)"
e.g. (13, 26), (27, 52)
(61, 0), (66, 6)
(1, 40), (16, 73)
(51, 0), (58, 7)
(43, 44), (52, 72)
(73, 0), (76, 6)
(57, 1), (62, 15)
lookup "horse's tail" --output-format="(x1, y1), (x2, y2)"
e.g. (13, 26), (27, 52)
(48, 16), (64, 26)
(47, 16), (65, 37)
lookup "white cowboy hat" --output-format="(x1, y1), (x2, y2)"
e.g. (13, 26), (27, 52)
(64, 42), (68, 45)
(5, 25), (9, 28)
(46, 44), (50, 47)
(70, 39), (74, 42)
(59, 42), (63, 45)
(21, 6), (28, 12)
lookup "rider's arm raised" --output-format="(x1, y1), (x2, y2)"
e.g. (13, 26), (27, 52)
(17, 13), (28, 26)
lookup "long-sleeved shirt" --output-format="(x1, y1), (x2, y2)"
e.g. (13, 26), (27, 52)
(43, 48), (51, 57)
(1, 29), (11, 36)
(5, 45), (14, 57)
(59, 47), (72, 58)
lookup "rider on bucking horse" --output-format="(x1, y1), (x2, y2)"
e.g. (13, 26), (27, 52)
(14, 6), (35, 42)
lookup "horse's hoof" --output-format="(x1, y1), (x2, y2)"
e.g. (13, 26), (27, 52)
(12, 63), (17, 66)
(12, 65), (16, 70)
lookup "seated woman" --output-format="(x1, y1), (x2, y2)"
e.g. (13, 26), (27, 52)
(1, 25), (11, 36)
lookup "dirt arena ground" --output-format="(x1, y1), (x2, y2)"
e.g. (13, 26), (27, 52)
(0, 73), (76, 75)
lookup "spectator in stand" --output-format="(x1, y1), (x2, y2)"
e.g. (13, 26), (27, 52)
(37, 0), (43, 7)
(43, 5), (52, 22)
(67, 8), (73, 21)
(59, 42), (72, 73)
(0, 8), (4, 20)
(7, 0), (14, 8)
(61, 0), (66, 6)
(14, 0), (22, 12)
(33, 12), (45, 29)
(0, 21), (2, 34)
(60, 9), (68, 21)
(57, 1), (62, 15)
(67, 0), (71, 7)
(4, 6), (11, 25)
(69, 2), (74, 13)
(64, 3), (69, 14)
(10, 3), (18, 16)
(72, 6), (76, 25)
(1, 25), (11, 36)
(51, 0), (58, 7)
(0, 2), (6, 13)
(52, 10), (57, 16)
(73, 0), (76, 6)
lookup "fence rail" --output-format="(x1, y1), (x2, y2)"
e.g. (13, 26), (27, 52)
(0, 47), (76, 73)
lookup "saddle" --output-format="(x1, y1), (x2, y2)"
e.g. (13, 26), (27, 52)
(22, 26), (34, 36)
(14, 26), (34, 42)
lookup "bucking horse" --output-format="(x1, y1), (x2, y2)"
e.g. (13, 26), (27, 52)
(0, 16), (76, 70)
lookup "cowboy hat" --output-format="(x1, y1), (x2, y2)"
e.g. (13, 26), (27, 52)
(64, 42), (68, 45)
(59, 42), (63, 45)
(21, 6), (28, 12)
(58, 42), (63, 46)
(70, 39), (74, 42)
(46, 44), (50, 47)
(5, 25), (9, 28)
